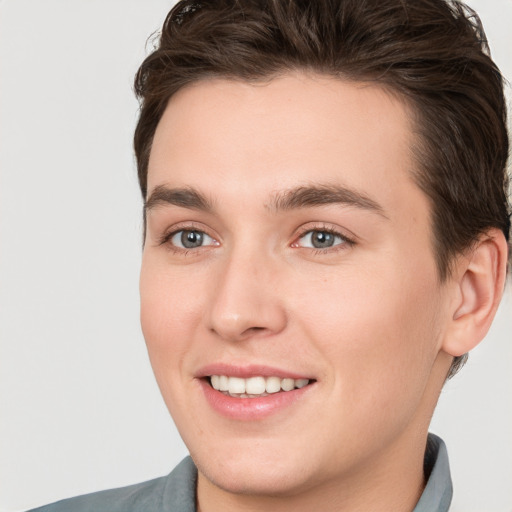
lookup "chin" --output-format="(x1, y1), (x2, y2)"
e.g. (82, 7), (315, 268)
(189, 438), (326, 498)
(198, 457), (316, 497)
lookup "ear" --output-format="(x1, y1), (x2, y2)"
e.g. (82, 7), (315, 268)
(442, 229), (509, 357)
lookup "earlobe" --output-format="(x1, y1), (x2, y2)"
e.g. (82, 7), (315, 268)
(442, 229), (508, 357)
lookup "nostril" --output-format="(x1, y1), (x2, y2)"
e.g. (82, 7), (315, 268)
(242, 326), (267, 337)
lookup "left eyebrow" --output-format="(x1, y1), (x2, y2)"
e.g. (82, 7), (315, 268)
(267, 184), (388, 219)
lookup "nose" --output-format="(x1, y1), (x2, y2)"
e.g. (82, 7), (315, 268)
(206, 250), (287, 342)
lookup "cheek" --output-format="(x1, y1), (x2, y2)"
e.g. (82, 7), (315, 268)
(139, 257), (206, 425)
(292, 266), (442, 406)
(139, 256), (201, 371)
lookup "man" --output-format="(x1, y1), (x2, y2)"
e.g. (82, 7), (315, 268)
(30, 0), (509, 510)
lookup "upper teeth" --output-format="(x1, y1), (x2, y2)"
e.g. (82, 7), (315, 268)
(210, 375), (310, 396)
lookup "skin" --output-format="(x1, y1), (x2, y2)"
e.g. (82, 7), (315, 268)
(139, 73), (506, 511)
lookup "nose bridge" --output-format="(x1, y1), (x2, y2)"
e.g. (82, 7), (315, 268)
(207, 242), (286, 341)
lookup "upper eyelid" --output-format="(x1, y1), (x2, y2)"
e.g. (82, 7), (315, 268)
(297, 226), (343, 237)
(158, 222), (216, 242)
(294, 230), (351, 248)
(294, 223), (356, 242)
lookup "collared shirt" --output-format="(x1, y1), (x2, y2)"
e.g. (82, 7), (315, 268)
(414, 434), (453, 511)
(29, 433), (452, 512)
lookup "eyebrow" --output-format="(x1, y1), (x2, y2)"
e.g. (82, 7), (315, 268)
(144, 183), (387, 219)
(268, 184), (388, 218)
(145, 185), (213, 213)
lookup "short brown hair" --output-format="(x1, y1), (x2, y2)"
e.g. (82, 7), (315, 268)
(134, 0), (510, 376)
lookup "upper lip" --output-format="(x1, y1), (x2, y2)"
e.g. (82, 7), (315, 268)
(196, 363), (313, 380)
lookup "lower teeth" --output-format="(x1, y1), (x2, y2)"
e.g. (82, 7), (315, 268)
(223, 391), (270, 398)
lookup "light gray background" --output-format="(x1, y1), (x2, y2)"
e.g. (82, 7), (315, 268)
(0, 1), (510, 511)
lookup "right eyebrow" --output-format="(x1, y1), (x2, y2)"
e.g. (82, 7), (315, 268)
(144, 185), (213, 213)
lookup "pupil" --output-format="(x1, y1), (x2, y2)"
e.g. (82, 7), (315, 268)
(312, 231), (333, 248)
(181, 231), (203, 248)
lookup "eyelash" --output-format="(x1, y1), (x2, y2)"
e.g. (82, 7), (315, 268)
(158, 223), (217, 254)
(293, 225), (355, 254)
(158, 224), (355, 254)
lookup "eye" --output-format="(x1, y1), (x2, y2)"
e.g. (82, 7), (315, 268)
(295, 230), (348, 249)
(170, 230), (216, 249)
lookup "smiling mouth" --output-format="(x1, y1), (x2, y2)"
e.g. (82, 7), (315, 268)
(209, 375), (313, 398)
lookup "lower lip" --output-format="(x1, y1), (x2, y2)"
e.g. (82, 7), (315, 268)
(199, 379), (314, 421)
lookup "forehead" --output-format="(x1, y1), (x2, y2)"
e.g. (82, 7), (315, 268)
(147, 73), (427, 226)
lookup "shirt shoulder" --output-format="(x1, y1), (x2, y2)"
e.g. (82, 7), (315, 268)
(27, 457), (197, 512)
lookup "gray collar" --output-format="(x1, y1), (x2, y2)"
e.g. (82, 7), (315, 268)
(413, 433), (453, 512)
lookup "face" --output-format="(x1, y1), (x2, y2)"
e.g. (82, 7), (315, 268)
(140, 74), (453, 498)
